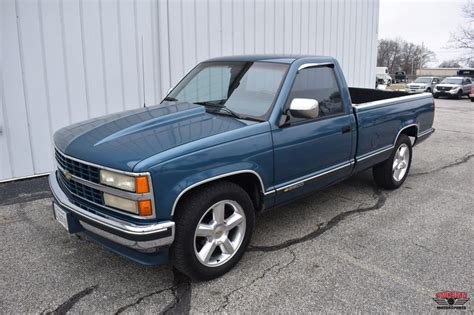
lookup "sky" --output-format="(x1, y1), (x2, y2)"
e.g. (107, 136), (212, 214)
(379, 0), (469, 66)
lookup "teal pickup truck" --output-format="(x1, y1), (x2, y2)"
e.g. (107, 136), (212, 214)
(50, 55), (435, 280)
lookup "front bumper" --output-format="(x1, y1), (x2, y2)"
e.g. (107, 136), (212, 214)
(434, 89), (458, 95)
(49, 172), (175, 251)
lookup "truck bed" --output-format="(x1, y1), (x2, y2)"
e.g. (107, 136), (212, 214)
(349, 87), (409, 105)
(349, 87), (435, 173)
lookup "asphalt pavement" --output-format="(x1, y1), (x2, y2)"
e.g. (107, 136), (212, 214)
(1, 97), (473, 313)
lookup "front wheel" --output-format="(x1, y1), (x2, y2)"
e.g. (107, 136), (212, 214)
(171, 181), (255, 280)
(457, 90), (463, 99)
(373, 134), (412, 189)
(470, 97), (474, 102)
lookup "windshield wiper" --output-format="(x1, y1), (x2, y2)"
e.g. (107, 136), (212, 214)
(193, 101), (244, 120)
(163, 96), (178, 102)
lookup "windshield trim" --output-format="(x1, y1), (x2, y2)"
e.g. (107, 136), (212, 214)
(165, 60), (291, 122)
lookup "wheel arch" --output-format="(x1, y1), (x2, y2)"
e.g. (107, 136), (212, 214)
(171, 170), (266, 217)
(396, 123), (419, 145)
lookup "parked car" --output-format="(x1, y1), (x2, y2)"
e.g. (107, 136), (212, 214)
(433, 77), (472, 99)
(376, 66), (392, 85)
(394, 71), (407, 83)
(49, 55), (435, 280)
(405, 77), (441, 94)
(457, 68), (474, 79)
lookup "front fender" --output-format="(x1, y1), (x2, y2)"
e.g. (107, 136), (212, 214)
(147, 131), (274, 219)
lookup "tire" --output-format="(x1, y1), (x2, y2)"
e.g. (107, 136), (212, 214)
(171, 181), (255, 281)
(426, 88), (431, 93)
(373, 134), (412, 190)
(457, 90), (463, 99)
(470, 97), (474, 102)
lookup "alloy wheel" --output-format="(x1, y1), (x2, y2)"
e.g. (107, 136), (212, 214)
(193, 200), (246, 267)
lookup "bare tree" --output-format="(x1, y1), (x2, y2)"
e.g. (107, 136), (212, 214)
(378, 39), (435, 75)
(439, 59), (462, 68)
(447, 1), (474, 64)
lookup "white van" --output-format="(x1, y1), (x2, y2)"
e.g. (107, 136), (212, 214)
(376, 67), (392, 85)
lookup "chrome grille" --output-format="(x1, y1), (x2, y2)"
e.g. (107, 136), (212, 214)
(55, 149), (100, 183)
(57, 171), (104, 205)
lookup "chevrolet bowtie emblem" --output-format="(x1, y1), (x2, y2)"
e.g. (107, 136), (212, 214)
(63, 169), (72, 181)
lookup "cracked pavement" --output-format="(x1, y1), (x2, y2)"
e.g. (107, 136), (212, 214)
(1, 98), (473, 313)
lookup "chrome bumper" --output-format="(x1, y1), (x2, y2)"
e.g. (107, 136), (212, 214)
(49, 172), (174, 250)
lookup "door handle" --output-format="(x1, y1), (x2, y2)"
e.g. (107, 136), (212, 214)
(341, 125), (351, 134)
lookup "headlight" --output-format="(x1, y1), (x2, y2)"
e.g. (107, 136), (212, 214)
(100, 170), (150, 193)
(103, 193), (153, 216)
(104, 193), (138, 213)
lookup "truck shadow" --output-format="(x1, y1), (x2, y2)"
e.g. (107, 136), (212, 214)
(249, 170), (383, 251)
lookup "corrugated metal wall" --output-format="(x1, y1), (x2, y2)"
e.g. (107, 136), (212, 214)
(1, 0), (379, 182)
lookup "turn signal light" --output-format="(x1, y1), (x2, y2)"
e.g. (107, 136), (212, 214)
(135, 176), (150, 193)
(138, 200), (152, 216)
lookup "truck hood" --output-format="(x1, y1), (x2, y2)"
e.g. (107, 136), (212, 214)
(54, 102), (248, 171)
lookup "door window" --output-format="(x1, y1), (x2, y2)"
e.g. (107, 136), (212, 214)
(286, 66), (344, 121)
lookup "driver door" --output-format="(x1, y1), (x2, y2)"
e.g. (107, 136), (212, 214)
(272, 65), (354, 204)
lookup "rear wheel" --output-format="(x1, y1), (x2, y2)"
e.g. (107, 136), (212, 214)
(171, 181), (255, 280)
(373, 134), (412, 190)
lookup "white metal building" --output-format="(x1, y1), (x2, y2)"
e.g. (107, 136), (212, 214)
(1, 0), (380, 182)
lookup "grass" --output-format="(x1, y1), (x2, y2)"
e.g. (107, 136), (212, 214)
(385, 83), (406, 91)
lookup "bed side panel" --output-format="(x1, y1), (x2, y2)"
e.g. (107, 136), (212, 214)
(353, 95), (434, 172)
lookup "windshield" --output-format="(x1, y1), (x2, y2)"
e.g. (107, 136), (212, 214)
(441, 78), (462, 84)
(414, 77), (432, 83)
(168, 61), (289, 119)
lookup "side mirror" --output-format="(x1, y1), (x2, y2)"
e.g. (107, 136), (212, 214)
(289, 98), (319, 119)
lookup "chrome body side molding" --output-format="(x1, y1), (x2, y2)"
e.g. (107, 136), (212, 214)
(276, 162), (353, 193)
(355, 123), (430, 161)
(356, 145), (394, 162)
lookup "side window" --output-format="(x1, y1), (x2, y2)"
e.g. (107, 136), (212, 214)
(286, 66), (344, 120)
(465, 79), (471, 85)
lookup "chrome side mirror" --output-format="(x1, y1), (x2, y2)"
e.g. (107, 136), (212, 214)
(289, 98), (319, 119)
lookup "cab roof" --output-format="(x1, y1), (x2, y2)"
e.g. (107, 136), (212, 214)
(204, 54), (335, 64)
